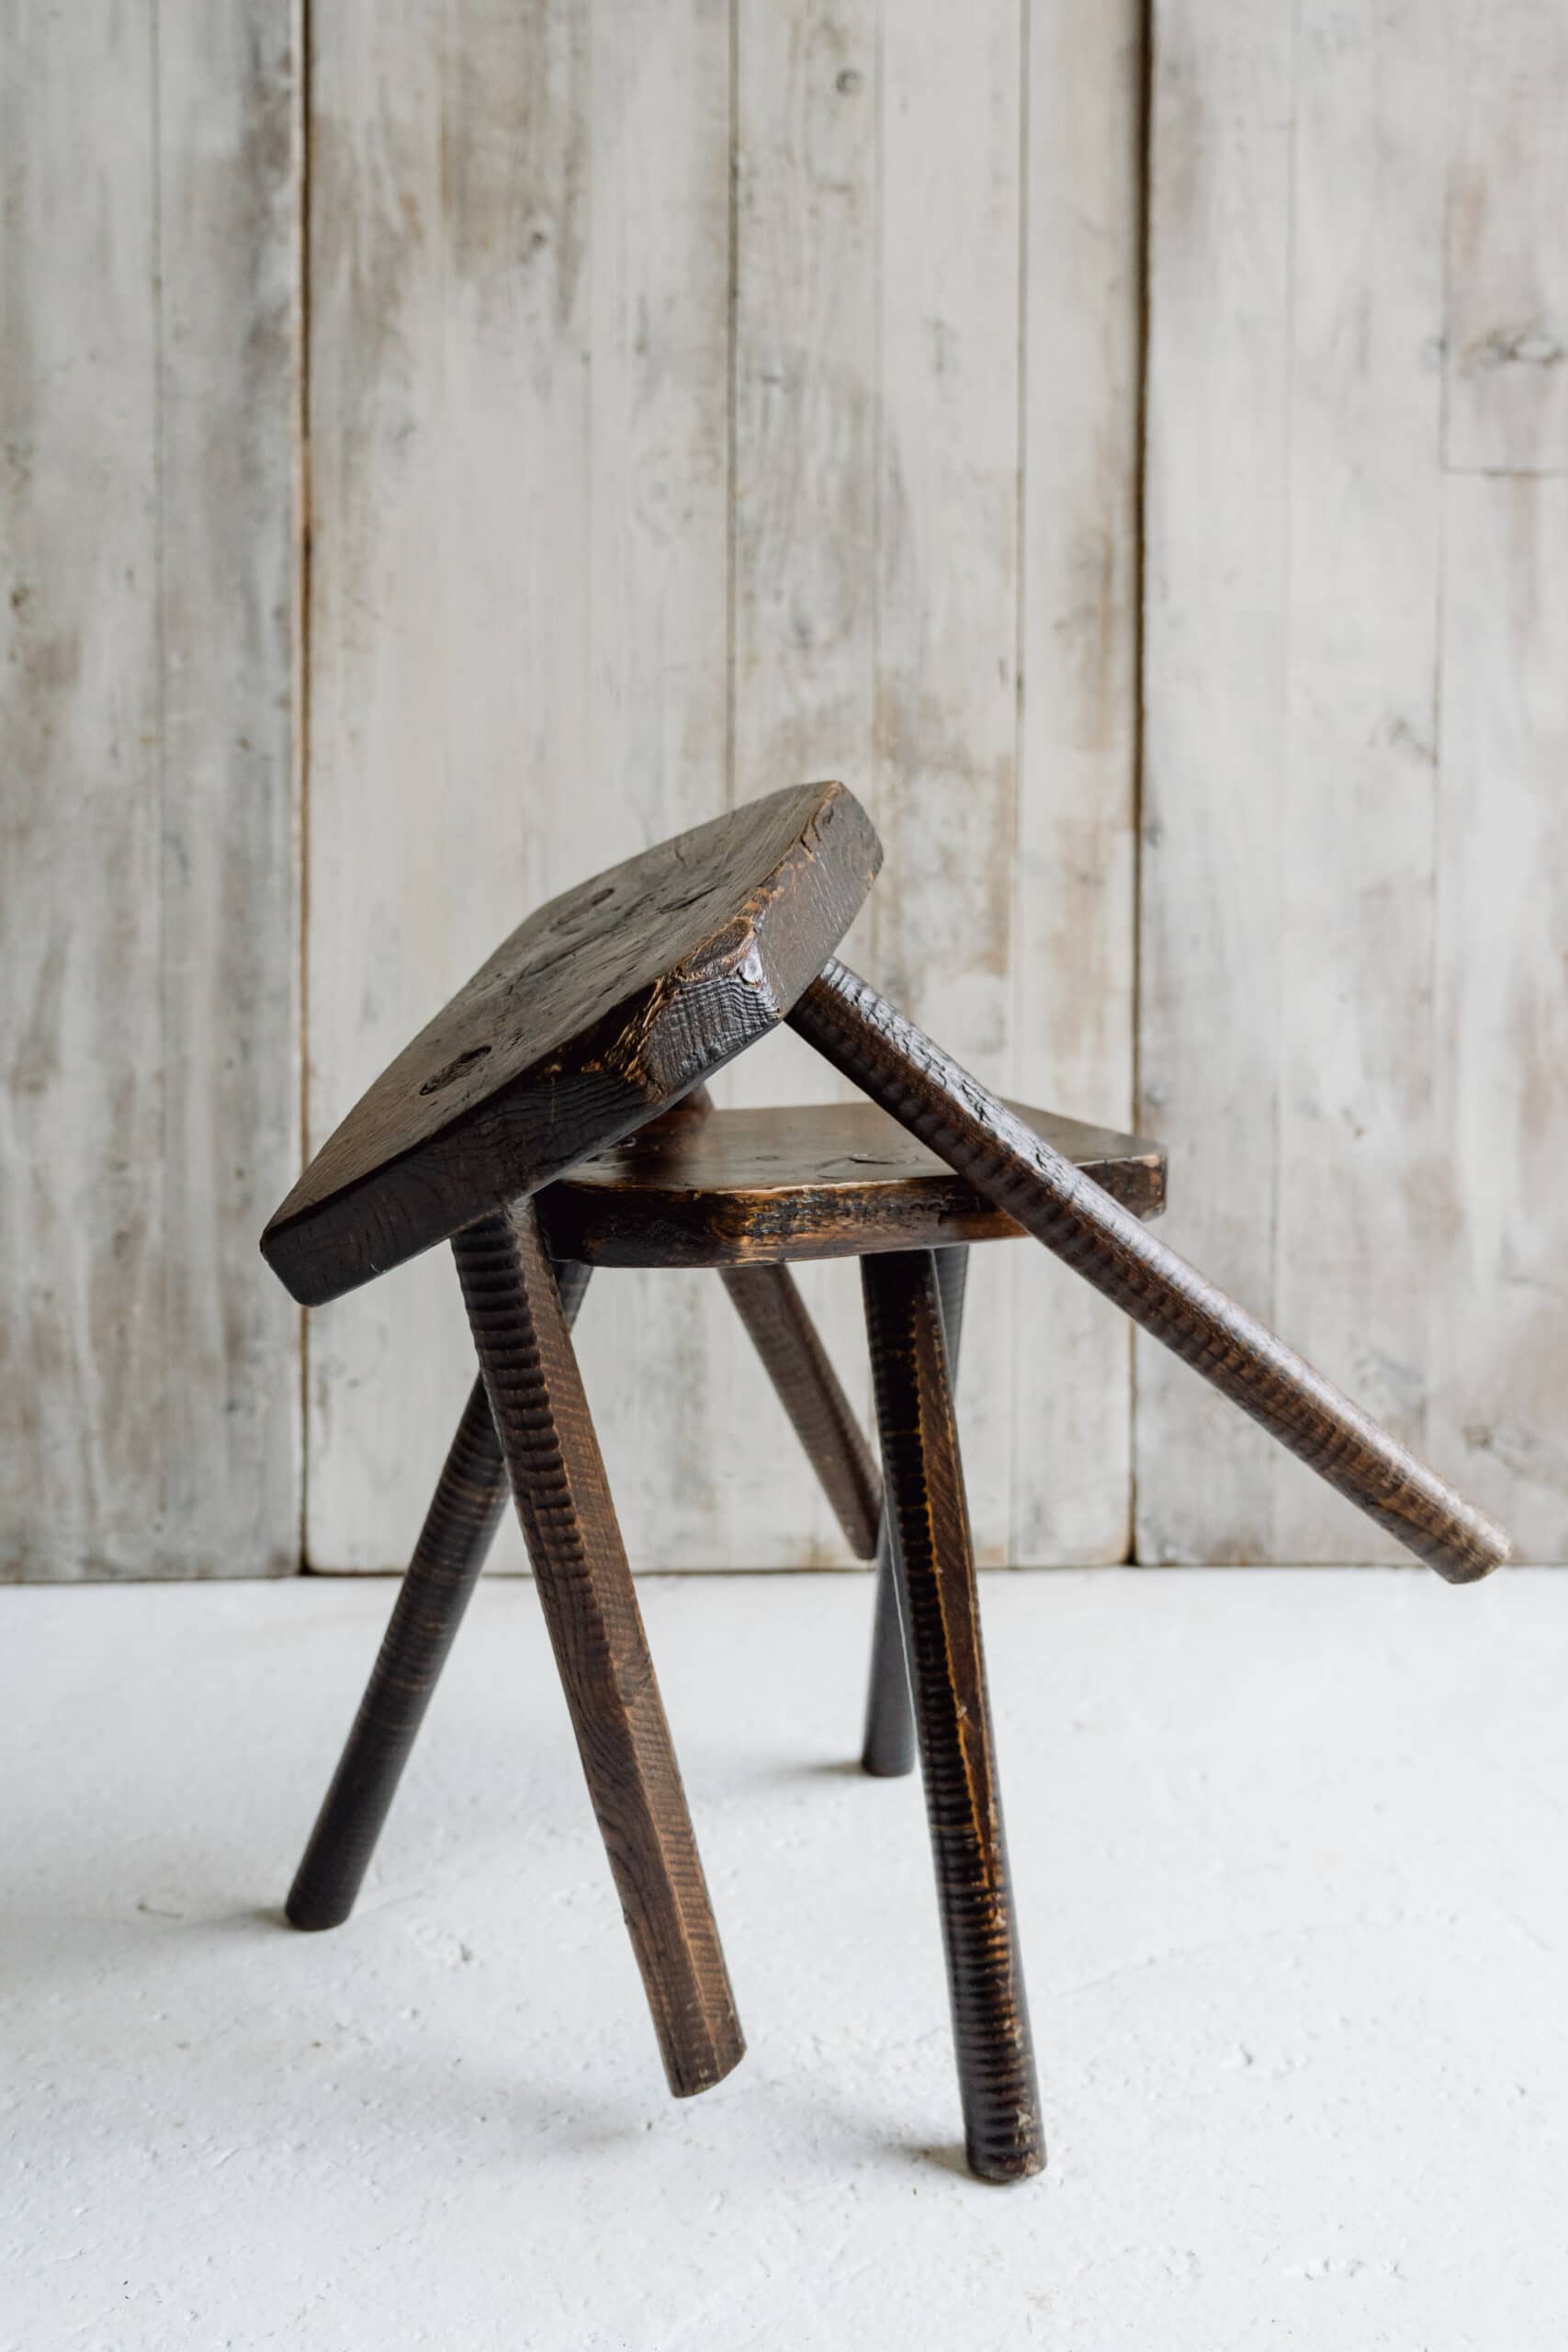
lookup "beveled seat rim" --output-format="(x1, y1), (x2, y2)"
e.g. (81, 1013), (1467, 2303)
(539, 1097), (1167, 1269)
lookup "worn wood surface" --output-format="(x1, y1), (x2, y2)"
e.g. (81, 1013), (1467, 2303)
(1, 4), (301, 1579)
(793, 963), (1511, 1583)
(1012, 0), (1145, 1566)
(1430, 475), (1568, 1558)
(862, 1249), (1043, 2182)
(1446, 0), (1568, 474)
(454, 1199), (744, 2097)
(306, 0), (1142, 1571)
(541, 1097), (1165, 1269)
(867, 0), (1023, 1567)
(265, 781), (877, 1304)
(1141, 0), (1558, 1563)
(17, 3), (1559, 1578)
(303, 1), (743, 1571)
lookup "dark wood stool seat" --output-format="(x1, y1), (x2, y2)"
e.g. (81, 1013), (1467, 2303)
(263, 781), (1508, 2187)
(540, 1097), (1166, 1268)
(262, 780), (879, 1306)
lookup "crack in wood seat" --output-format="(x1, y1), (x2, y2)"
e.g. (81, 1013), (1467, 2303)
(262, 780), (880, 1306)
(539, 1098), (1167, 1269)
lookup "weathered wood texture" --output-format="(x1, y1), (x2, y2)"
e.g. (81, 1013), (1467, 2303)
(540, 1097), (1165, 1269)
(1012, 0), (1145, 1566)
(454, 1199), (744, 2097)
(266, 782), (877, 1304)
(792, 965), (1510, 1583)
(306, 0), (1143, 1569)
(1, 5), (302, 1578)
(1431, 475), (1568, 1558)
(1140, 0), (1556, 1562)
(1446, 0), (1568, 474)
(862, 1249), (1043, 2181)
(304, 0), (737, 1572)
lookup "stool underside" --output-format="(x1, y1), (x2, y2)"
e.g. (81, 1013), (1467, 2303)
(539, 1097), (1167, 1269)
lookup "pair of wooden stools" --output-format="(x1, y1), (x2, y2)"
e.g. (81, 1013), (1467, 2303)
(262, 782), (1508, 2183)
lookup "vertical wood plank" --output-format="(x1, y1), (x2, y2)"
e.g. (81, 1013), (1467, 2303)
(1, 4), (301, 1579)
(1431, 476), (1568, 1560)
(1268, 2), (1450, 1560)
(876, 0), (1023, 1563)
(310, 0), (1144, 1570)
(1138, 2), (1295, 1563)
(724, 0), (881, 1562)
(158, 6), (304, 1571)
(573, 0), (737, 1574)
(305, 0), (470, 1570)
(1011, 0), (1143, 1563)
(1446, 0), (1568, 475)
(306, 1), (732, 1568)
(1141, 0), (1544, 1566)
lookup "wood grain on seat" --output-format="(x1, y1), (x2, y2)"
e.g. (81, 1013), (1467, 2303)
(540, 1098), (1166, 1269)
(262, 782), (880, 1305)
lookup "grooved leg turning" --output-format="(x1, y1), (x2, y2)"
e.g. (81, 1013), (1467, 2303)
(718, 1262), (882, 1560)
(286, 1263), (592, 1932)
(794, 961), (1510, 1584)
(861, 1247), (968, 1778)
(862, 1248), (1043, 2183)
(454, 1201), (744, 2098)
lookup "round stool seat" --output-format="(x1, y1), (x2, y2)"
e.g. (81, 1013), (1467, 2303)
(262, 782), (879, 1305)
(540, 1097), (1166, 1269)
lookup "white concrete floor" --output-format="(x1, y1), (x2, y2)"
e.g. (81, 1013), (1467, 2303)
(4, 1567), (1567, 2350)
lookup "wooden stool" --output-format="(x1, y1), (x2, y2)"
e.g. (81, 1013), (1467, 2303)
(262, 781), (1509, 2183)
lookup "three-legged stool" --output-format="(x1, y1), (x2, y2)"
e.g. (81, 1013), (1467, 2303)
(261, 781), (1509, 2181)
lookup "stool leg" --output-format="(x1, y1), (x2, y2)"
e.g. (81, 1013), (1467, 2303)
(792, 959), (1509, 1583)
(286, 1262), (592, 1931)
(454, 1198), (744, 2098)
(862, 1248), (1043, 2183)
(718, 1263), (881, 1559)
(861, 1245), (968, 1778)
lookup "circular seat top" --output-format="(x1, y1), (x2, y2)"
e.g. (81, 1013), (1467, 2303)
(539, 1097), (1167, 1270)
(262, 782), (880, 1305)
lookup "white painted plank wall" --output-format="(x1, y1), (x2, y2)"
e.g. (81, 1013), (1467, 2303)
(1012, 0), (1143, 1561)
(26, 6), (1561, 1577)
(1446, 0), (1568, 474)
(305, 0), (732, 1575)
(1, 5), (302, 1579)
(1140, 0), (1562, 1562)
(1432, 477), (1568, 1559)
(306, 0), (1143, 1570)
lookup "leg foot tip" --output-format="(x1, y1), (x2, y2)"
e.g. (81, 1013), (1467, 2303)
(284, 1890), (354, 1933)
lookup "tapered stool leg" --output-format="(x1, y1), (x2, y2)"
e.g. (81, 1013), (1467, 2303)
(861, 1246), (968, 1778)
(862, 1248), (1043, 2182)
(794, 960), (1510, 1582)
(286, 1263), (592, 1931)
(454, 1198), (744, 2098)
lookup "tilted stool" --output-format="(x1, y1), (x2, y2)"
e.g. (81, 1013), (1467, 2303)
(261, 781), (1510, 2183)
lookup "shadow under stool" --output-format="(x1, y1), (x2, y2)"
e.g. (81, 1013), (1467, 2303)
(259, 780), (1509, 2184)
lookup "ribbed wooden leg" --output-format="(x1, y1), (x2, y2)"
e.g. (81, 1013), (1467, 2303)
(718, 1263), (881, 1559)
(861, 1246), (968, 1778)
(454, 1199), (744, 2098)
(286, 1263), (592, 1931)
(863, 1248), (1043, 2183)
(793, 960), (1510, 1583)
